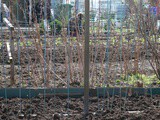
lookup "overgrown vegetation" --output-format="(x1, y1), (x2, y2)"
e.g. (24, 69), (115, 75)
(40, 19), (62, 34)
(116, 74), (159, 87)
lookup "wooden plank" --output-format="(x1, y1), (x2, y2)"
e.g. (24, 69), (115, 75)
(128, 111), (143, 114)
(50, 9), (55, 19)
(0, 88), (160, 99)
(3, 18), (15, 85)
(157, 20), (160, 29)
(29, 0), (32, 25)
(43, 19), (50, 32)
(3, 18), (14, 30)
(38, 93), (83, 98)
(6, 42), (12, 60)
(2, 4), (9, 19)
(2, 4), (9, 12)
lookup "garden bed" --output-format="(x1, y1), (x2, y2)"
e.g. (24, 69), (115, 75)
(0, 94), (160, 120)
(0, 39), (159, 88)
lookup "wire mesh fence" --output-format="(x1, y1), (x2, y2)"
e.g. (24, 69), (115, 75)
(0, 0), (160, 119)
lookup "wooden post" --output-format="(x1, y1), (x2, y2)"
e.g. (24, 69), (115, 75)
(3, 4), (10, 19)
(10, 29), (15, 85)
(29, 0), (32, 25)
(75, 0), (79, 14)
(6, 42), (12, 60)
(84, 0), (89, 116)
(0, 0), (1, 23)
(43, 19), (50, 32)
(3, 18), (15, 85)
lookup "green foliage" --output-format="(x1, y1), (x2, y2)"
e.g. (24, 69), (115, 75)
(71, 37), (77, 42)
(50, 19), (62, 34)
(116, 73), (159, 87)
(104, 19), (114, 31)
(116, 79), (121, 84)
(56, 41), (62, 45)
(39, 21), (45, 34)
(40, 19), (62, 34)
(26, 41), (32, 46)
(54, 4), (72, 24)
(157, 81), (160, 85)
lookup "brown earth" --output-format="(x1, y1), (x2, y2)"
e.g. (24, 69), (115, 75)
(0, 95), (160, 120)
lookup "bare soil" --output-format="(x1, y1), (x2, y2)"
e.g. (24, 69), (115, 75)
(0, 60), (155, 88)
(0, 95), (160, 120)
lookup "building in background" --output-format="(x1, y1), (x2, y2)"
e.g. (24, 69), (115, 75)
(94, 0), (127, 20)
(116, 3), (130, 20)
(70, 0), (85, 14)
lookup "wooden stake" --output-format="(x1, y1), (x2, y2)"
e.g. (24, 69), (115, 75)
(10, 29), (15, 85)
(29, 0), (32, 25)
(6, 42), (12, 60)
(84, 0), (89, 116)
(3, 18), (15, 85)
